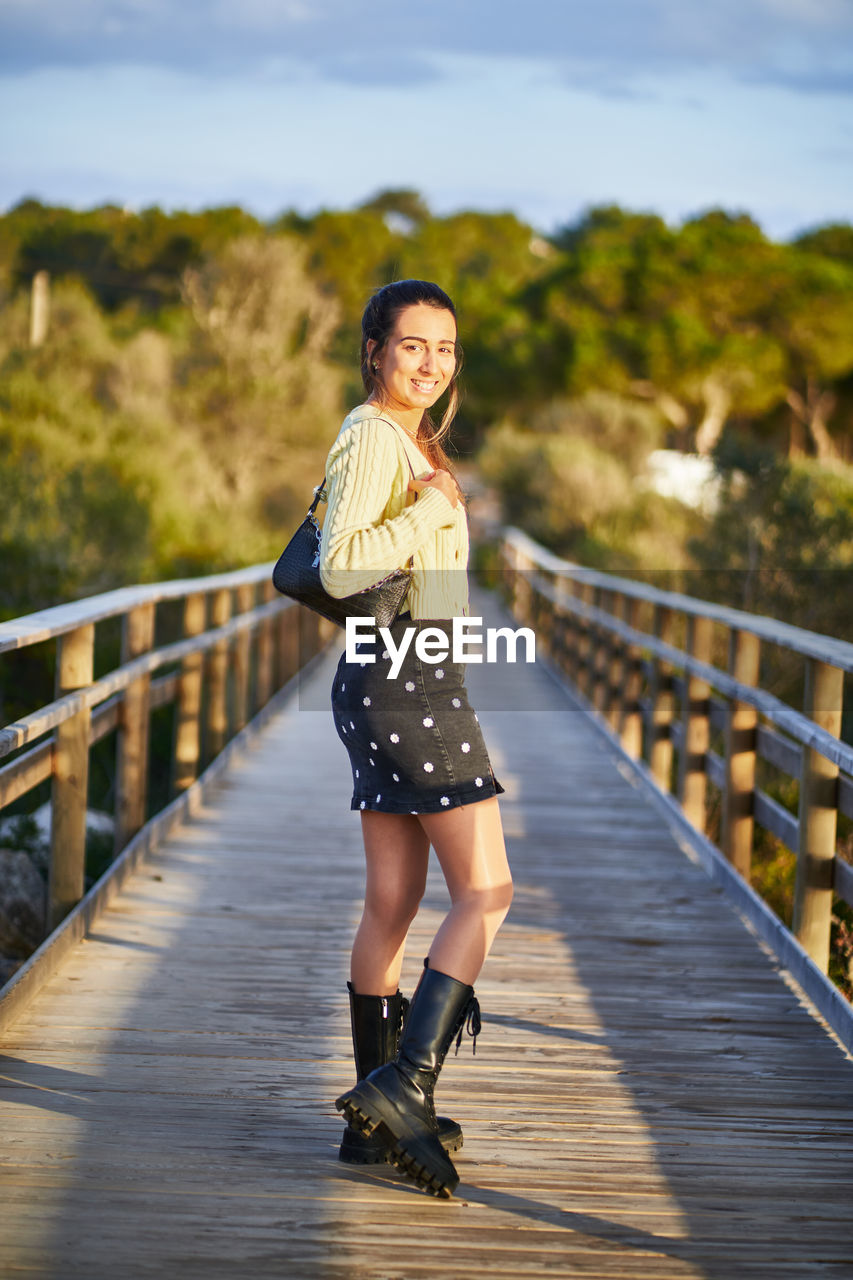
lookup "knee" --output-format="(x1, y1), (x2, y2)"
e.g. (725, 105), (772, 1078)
(460, 879), (513, 921)
(494, 877), (514, 920)
(365, 883), (424, 932)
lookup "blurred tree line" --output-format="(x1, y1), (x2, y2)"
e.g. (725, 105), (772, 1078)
(1, 190), (852, 635)
(4, 191), (852, 994)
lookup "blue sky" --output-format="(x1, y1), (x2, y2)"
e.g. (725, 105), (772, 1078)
(1, 0), (851, 238)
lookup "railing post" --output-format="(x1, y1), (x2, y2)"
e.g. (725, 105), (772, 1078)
(173, 592), (206, 794)
(650, 606), (675, 792)
(679, 614), (713, 832)
(554, 575), (574, 679)
(591, 586), (609, 715)
(538, 572), (555, 660)
(604, 590), (624, 731)
(547, 575), (563, 669)
(793, 659), (843, 971)
(515, 549), (534, 630)
(255, 582), (276, 714)
(49, 624), (94, 931)
(618, 596), (643, 760)
(232, 583), (253, 734)
(579, 581), (595, 700)
(206, 587), (232, 762)
(563, 577), (582, 686)
(722, 628), (760, 878)
(114, 602), (156, 854)
(278, 605), (299, 689)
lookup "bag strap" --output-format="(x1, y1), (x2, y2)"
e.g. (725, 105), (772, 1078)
(308, 481), (326, 515)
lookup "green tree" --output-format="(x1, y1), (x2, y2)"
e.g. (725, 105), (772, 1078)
(761, 249), (853, 462)
(794, 224), (853, 265)
(691, 441), (853, 636)
(284, 206), (403, 355)
(398, 210), (551, 435)
(2, 200), (262, 313)
(0, 281), (162, 613)
(359, 188), (431, 229)
(179, 234), (343, 556)
(478, 392), (700, 570)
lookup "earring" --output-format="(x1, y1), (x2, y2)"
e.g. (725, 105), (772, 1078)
(372, 362), (379, 372)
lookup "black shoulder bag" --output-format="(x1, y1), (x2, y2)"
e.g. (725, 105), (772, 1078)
(271, 478), (412, 630)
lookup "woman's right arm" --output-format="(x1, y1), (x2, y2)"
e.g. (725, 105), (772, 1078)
(319, 419), (455, 599)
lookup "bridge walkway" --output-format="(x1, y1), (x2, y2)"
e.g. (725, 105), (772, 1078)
(1, 592), (852, 1278)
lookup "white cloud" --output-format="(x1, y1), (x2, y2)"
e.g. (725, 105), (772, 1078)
(757, 0), (852, 27)
(0, 0), (851, 97)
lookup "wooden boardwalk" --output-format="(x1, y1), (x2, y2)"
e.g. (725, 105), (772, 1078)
(2, 592), (853, 1279)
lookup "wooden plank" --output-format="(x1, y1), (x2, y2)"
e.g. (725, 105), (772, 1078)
(722, 628), (760, 878)
(708, 697), (726, 732)
(835, 857), (853, 908)
(254, 582), (276, 714)
(0, 738), (53, 808)
(756, 723), (801, 778)
(205, 587), (232, 761)
(840, 774), (853, 822)
(114, 601), (155, 853)
(753, 790), (799, 849)
(678, 615), (712, 831)
(48, 624), (94, 930)
(649, 606), (675, 792)
(232, 583), (254, 733)
(149, 672), (177, 712)
(794, 660), (844, 970)
(618, 596), (644, 760)
(706, 749), (725, 789)
(173, 593), (206, 793)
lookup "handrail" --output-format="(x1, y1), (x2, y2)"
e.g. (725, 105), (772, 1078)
(506, 528), (853, 674)
(501, 527), (852, 984)
(0, 599), (283, 759)
(0, 563), (278, 655)
(0, 564), (331, 968)
(533, 578), (853, 775)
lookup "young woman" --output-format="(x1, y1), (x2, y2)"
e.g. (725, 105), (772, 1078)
(320, 280), (513, 1198)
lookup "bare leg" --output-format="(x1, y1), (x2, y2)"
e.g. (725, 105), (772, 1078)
(417, 796), (512, 987)
(350, 812), (430, 996)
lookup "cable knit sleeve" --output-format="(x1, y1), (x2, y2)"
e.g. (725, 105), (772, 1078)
(319, 417), (454, 599)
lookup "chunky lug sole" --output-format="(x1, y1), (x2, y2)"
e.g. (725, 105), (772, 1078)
(339, 1126), (389, 1165)
(340, 1113), (463, 1165)
(336, 1080), (460, 1198)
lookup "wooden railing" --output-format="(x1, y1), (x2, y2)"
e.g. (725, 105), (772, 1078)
(501, 528), (853, 979)
(0, 566), (328, 944)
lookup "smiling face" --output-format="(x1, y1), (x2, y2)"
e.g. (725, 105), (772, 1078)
(368, 303), (458, 433)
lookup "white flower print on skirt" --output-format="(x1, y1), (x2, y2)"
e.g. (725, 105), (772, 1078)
(330, 614), (503, 815)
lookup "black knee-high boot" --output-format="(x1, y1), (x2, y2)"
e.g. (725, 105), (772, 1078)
(339, 982), (464, 1164)
(336, 964), (480, 1197)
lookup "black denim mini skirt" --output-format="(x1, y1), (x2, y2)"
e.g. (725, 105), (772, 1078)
(331, 614), (504, 815)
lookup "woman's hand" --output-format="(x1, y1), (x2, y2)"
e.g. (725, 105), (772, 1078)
(409, 469), (459, 508)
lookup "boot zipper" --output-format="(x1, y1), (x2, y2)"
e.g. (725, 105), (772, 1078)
(381, 997), (388, 1020)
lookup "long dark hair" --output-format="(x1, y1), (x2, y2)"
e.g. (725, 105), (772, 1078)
(360, 280), (463, 475)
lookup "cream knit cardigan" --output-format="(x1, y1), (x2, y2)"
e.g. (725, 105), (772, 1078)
(319, 404), (470, 620)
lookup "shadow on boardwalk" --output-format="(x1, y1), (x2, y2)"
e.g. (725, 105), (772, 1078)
(1, 587), (852, 1279)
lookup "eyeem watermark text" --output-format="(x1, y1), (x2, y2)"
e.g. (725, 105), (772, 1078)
(345, 616), (536, 679)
